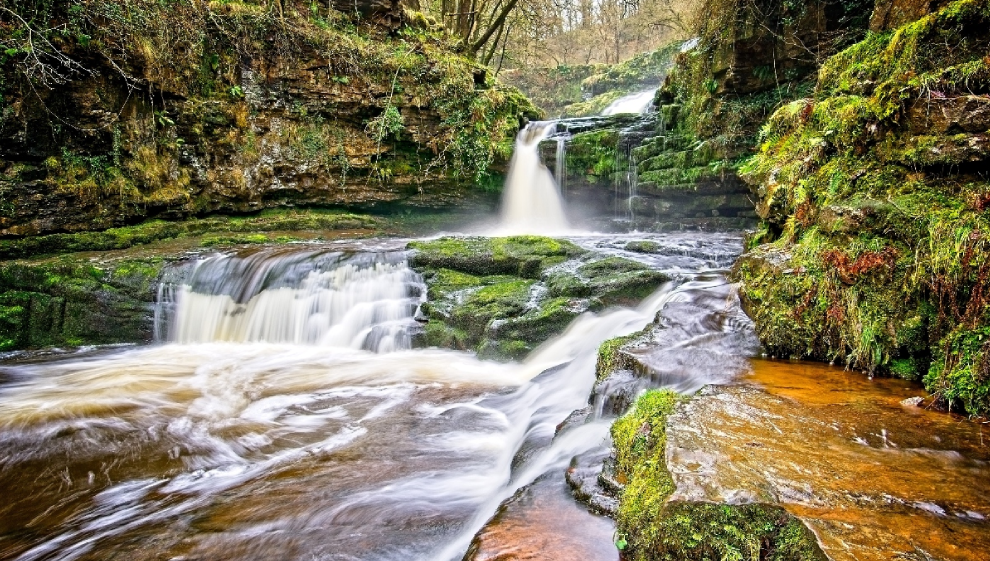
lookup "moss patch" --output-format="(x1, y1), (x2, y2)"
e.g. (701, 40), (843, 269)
(0, 258), (163, 351)
(612, 390), (827, 561)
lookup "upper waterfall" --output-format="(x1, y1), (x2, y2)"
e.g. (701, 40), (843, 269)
(155, 249), (424, 352)
(601, 88), (658, 116)
(498, 121), (570, 235)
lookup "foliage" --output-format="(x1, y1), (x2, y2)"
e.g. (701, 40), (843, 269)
(735, 0), (990, 415)
(0, 0), (540, 233)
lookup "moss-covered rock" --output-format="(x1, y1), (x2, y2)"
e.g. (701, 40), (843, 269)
(408, 236), (585, 278)
(0, 209), (381, 259)
(0, 258), (164, 351)
(734, 0), (990, 415)
(410, 236), (668, 360)
(611, 390), (825, 561)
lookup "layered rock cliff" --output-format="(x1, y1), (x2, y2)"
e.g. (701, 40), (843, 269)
(0, 0), (537, 238)
(734, 0), (990, 416)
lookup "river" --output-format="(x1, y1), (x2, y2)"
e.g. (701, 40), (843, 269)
(0, 231), (742, 561)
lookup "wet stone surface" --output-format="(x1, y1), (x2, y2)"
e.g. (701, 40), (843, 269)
(666, 359), (990, 561)
(462, 473), (618, 561)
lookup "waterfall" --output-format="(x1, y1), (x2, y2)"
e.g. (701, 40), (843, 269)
(498, 121), (569, 235)
(555, 133), (568, 196)
(601, 88), (658, 116)
(154, 249), (425, 352)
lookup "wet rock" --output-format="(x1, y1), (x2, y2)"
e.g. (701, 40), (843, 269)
(666, 360), (990, 561)
(565, 447), (620, 516)
(463, 473), (618, 561)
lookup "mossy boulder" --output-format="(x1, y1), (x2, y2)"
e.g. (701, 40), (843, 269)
(0, 258), (164, 351)
(410, 236), (668, 360)
(610, 390), (825, 561)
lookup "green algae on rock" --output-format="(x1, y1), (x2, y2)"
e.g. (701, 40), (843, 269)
(409, 236), (668, 360)
(734, 0), (990, 415)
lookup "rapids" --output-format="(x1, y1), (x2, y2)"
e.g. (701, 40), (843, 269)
(0, 233), (742, 561)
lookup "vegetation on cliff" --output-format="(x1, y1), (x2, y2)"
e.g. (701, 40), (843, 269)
(0, 0), (537, 238)
(735, 0), (990, 416)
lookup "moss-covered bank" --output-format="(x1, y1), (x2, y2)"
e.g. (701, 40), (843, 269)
(734, 0), (990, 416)
(408, 236), (667, 360)
(0, 0), (538, 238)
(0, 257), (163, 351)
(610, 390), (826, 561)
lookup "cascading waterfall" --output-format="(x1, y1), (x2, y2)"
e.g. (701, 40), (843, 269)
(601, 88), (658, 116)
(498, 121), (569, 234)
(154, 249), (425, 352)
(0, 234), (760, 561)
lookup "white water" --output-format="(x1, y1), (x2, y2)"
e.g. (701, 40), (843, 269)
(498, 121), (570, 235)
(0, 237), (748, 561)
(156, 250), (424, 352)
(601, 88), (657, 116)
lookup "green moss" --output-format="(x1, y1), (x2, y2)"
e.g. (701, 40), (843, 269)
(0, 258), (163, 351)
(612, 389), (680, 552)
(0, 210), (380, 259)
(200, 233), (270, 247)
(612, 390), (826, 561)
(925, 326), (990, 415)
(596, 333), (639, 381)
(735, 0), (990, 415)
(408, 236), (585, 278)
(564, 130), (621, 180)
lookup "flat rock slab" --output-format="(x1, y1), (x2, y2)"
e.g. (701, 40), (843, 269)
(667, 359), (990, 561)
(463, 472), (618, 561)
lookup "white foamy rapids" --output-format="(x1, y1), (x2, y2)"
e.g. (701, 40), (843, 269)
(601, 88), (658, 116)
(156, 249), (424, 351)
(497, 121), (570, 235)
(0, 278), (692, 561)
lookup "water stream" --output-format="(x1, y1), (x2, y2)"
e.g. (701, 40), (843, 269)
(0, 234), (739, 561)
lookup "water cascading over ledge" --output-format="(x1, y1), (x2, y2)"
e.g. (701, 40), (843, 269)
(499, 121), (570, 235)
(154, 249), (425, 352)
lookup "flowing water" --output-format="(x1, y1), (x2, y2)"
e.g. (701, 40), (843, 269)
(3, 231), (984, 561)
(498, 122), (569, 235)
(0, 234), (739, 561)
(600, 89), (657, 116)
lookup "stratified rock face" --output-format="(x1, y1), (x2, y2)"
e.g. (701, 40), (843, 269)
(666, 360), (990, 561)
(0, 2), (536, 239)
(734, 0), (990, 415)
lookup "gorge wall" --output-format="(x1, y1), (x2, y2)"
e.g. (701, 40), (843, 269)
(735, 0), (990, 416)
(0, 0), (538, 238)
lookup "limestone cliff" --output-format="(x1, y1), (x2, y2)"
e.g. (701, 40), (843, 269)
(0, 0), (538, 238)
